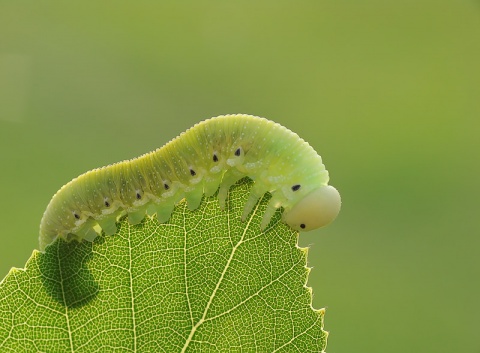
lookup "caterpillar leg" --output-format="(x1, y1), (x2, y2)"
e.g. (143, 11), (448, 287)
(260, 195), (283, 230)
(127, 209), (146, 225)
(97, 217), (118, 236)
(39, 234), (57, 252)
(185, 186), (204, 211)
(218, 169), (244, 210)
(153, 199), (176, 224)
(241, 183), (265, 222)
(75, 218), (99, 242)
(204, 174), (223, 198)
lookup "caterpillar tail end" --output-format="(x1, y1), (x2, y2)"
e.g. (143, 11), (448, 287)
(39, 233), (57, 252)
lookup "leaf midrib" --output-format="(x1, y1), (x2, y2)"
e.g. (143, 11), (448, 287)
(180, 196), (264, 353)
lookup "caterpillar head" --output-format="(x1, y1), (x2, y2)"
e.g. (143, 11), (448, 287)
(283, 185), (341, 232)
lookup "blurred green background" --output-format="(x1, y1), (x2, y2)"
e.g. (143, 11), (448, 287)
(1, 1), (479, 352)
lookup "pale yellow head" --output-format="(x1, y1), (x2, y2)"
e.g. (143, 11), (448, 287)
(283, 185), (341, 231)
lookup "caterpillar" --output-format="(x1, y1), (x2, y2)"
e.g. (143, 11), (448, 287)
(39, 114), (341, 251)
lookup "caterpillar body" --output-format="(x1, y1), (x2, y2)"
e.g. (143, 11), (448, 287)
(39, 114), (341, 251)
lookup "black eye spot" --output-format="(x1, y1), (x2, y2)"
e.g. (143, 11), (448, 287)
(74, 213), (80, 220)
(190, 168), (196, 176)
(235, 148), (241, 156)
(213, 154), (219, 162)
(136, 192), (142, 200)
(300, 224), (306, 229)
(292, 184), (301, 192)
(104, 200), (110, 207)
(164, 183), (170, 190)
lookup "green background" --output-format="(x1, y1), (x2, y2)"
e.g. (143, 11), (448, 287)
(0, 1), (478, 352)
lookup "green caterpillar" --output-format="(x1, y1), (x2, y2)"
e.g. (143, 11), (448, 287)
(39, 114), (341, 250)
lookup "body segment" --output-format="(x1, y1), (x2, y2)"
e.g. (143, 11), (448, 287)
(39, 114), (340, 250)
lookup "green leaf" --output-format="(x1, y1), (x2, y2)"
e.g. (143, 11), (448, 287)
(0, 179), (328, 352)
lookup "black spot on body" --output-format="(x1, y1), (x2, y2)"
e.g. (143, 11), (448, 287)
(136, 192), (141, 200)
(164, 183), (170, 190)
(213, 154), (218, 162)
(104, 200), (110, 207)
(235, 148), (241, 156)
(292, 184), (301, 192)
(190, 169), (196, 176)
(300, 224), (306, 229)
(74, 213), (80, 220)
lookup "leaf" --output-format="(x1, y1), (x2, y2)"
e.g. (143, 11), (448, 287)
(0, 179), (328, 352)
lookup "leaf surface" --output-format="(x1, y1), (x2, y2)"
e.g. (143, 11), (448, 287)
(0, 179), (327, 352)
